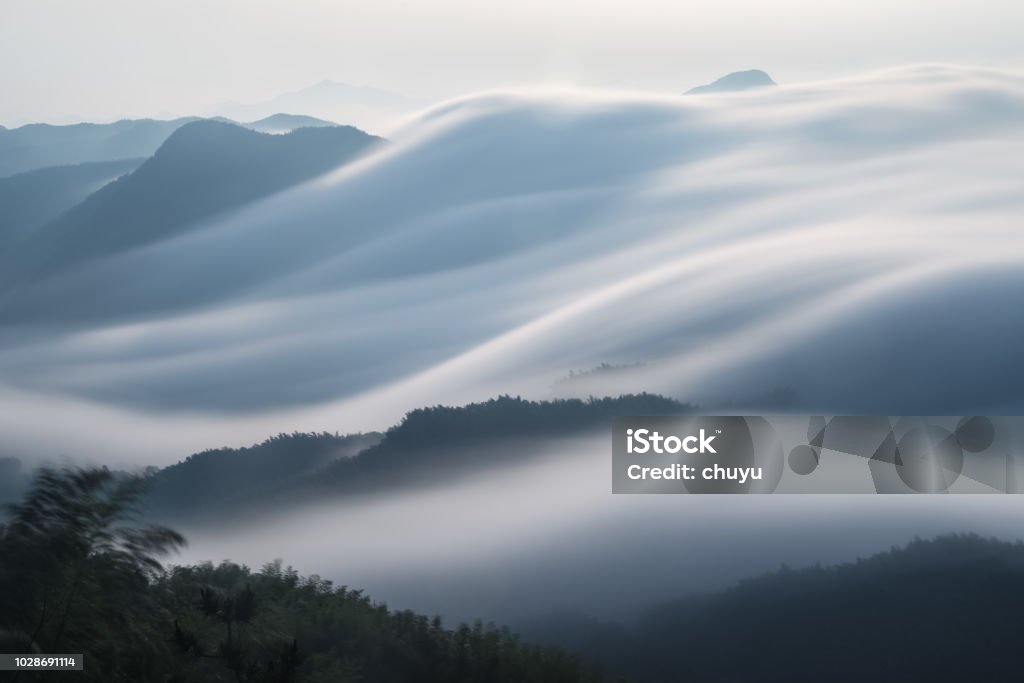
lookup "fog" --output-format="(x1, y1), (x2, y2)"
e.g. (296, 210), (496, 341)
(3, 66), (1023, 629)
(1, 65), (1023, 463)
(171, 431), (1024, 625)
(4, 0), (1024, 126)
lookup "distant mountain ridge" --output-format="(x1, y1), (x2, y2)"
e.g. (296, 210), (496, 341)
(687, 69), (777, 94)
(145, 394), (690, 522)
(212, 80), (424, 134)
(9, 119), (382, 281)
(244, 113), (338, 134)
(145, 431), (382, 521)
(0, 118), (199, 177)
(521, 534), (1024, 682)
(0, 158), (143, 243)
(0, 113), (345, 177)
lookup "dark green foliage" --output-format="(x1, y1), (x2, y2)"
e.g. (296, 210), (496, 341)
(0, 467), (615, 683)
(640, 534), (1024, 682)
(163, 560), (612, 683)
(147, 394), (691, 520)
(556, 363), (646, 387)
(146, 432), (381, 521)
(379, 393), (688, 450)
(0, 467), (185, 682)
(310, 393), (690, 491)
(524, 534), (1024, 683)
(169, 574), (299, 682)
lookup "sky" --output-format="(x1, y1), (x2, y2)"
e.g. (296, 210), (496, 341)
(2, 0), (1023, 126)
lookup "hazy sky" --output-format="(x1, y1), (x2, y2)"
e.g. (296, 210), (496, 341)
(2, 0), (1022, 125)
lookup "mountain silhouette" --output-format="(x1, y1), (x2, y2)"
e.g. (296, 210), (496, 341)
(687, 69), (777, 94)
(145, 394), (689, 521)
(244, 113), (338, 133)
(0, 114), (351, 178)
(0, 118), (198, 177)
(13, 119), (382, 279)
(213, 80), (424, 133)
(0, 158), (142, 243)
(144, 431), (382, 520)
(521, 534), (1024, 682)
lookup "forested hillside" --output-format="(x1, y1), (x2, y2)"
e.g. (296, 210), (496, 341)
(520, 534), (1024, 682)
(0, 467), (616, 683)
(145, 432), (381, 520)
(146, 394), (690, 521)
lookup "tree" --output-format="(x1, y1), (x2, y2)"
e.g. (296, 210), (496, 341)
(0, 466), (185, 681)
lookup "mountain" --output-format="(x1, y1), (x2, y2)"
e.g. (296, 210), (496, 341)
(10, 119), (382, 280)
(686, 69), (776, 94)
(521, 534), (1024, 682)
(244, 113), (338, 133)
(146, 394), (688, 522)
(145, 431), (382, 520)
(0, 117), (198, 177)
(0, 66), (1022, 452)
(0, 113), (349, 178)
(213, 80), (425, 134)
(0, 465), (613, 683)
(0, 158), (142, 242)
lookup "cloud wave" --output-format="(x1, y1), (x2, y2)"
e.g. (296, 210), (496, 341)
(2, 64), (1023, 461)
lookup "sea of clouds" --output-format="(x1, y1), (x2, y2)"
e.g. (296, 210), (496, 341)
(1, 64), (1023, 464)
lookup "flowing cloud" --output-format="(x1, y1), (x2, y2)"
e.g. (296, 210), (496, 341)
(2, 65), (1023, 461)
(174, 432), (1024, 623)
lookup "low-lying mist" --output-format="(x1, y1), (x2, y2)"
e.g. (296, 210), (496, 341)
(173, 432), (1024, 625)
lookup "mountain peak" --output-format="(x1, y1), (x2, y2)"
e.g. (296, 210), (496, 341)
(686, 69), (776, 95)
(151, 119), (256, 160)
(14, 119), (382, 278)
(245, 113), (338, 134)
